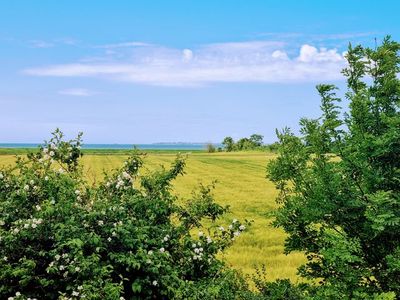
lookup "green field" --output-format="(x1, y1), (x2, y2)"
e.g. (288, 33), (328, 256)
(0, 150), (305, 282)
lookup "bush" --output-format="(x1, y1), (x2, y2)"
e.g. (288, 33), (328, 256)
(0, 129), (249, 299)
(205, 143), (216, 153)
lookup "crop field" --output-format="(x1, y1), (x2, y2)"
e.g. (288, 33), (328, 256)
(0, 150), (305, 282)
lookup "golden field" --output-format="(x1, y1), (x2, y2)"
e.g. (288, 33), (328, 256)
(0, 151), (305, 282)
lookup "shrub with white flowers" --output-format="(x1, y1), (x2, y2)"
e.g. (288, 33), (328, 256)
(0, 130), (249, 299)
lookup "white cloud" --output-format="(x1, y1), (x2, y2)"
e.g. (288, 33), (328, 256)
(182, 49), (193, 62)
(29, 40), (55, 48)
(28, 38), (79, 48)
(24, 41), (346, 87)
(58, 88), (96, 97)
(272, 50), (289, 60)
(96, 41), (151, 49)
(298, 45), (343, 63)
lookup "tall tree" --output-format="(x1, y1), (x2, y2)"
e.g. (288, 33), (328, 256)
(267, 37), (400, 298)
(249, 134), (264, 147)
(222, 136), (235, 152)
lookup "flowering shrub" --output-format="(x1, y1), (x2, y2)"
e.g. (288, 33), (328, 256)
(0, 129), (249, 299)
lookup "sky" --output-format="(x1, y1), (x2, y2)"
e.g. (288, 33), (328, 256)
(0, 1), (399, 143)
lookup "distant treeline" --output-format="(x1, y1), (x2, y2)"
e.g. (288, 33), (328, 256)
(220, 134), (279, 152)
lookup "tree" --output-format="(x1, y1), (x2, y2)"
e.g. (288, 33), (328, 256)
(222, 136), (235, 152)
(267, 37), (400, 298)
(249, 134), (264, 147)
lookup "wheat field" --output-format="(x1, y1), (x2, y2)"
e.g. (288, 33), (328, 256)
(0, 151), (305, 282)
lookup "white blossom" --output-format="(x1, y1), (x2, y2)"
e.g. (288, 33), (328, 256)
(45, 176), (49, 181)
(24, 185), (30, 191)
(98, 220), (104, 226)
(198, 231), (204, 237)
(239, 225), (246, 231)
(49, 151), (55, 157)
(0, 173), (3, 179)
(152, 280), (158, 286)
(159, 247), (165, 253)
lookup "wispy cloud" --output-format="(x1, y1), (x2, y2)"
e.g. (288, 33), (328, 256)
(24, 40), (347, 87)
(95, 41), (151, 49)
(58, 88), (96, 97)
(29, 40), (55, 48)
(258, 32), (376, 41)
(28, 38), (79, 48)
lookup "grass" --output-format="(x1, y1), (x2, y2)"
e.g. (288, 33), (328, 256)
(0, 150), (305, 282)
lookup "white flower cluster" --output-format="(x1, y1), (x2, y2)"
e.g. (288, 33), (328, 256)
(75, 189), (83, 201)
(39, 147), (55, 164)
(11, 217), (43, 234)
(113, 220), (123, 227)
(105, 163), (137, 191)
(47, 253), (82, 279)
(230, 219), (246, 240)
(0, 172), (4, 179)
(217, 219), (247, 241)
(22, 179), (39, 194)
(192, 241), (204, 261)
(59, 285), (85, 300)
(7, 291), (36, 300)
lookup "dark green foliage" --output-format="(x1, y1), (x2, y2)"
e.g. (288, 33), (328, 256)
(222, 137), (235, 152)
(267, 37), (400, 298)
(222, 134), (264, 151)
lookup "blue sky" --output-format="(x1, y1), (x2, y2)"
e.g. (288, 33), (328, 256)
(1, 1), (399, 143)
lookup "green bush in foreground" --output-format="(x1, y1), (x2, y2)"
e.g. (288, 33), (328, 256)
(267, 37), (400, 299)
(0, 129), (249, 299)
